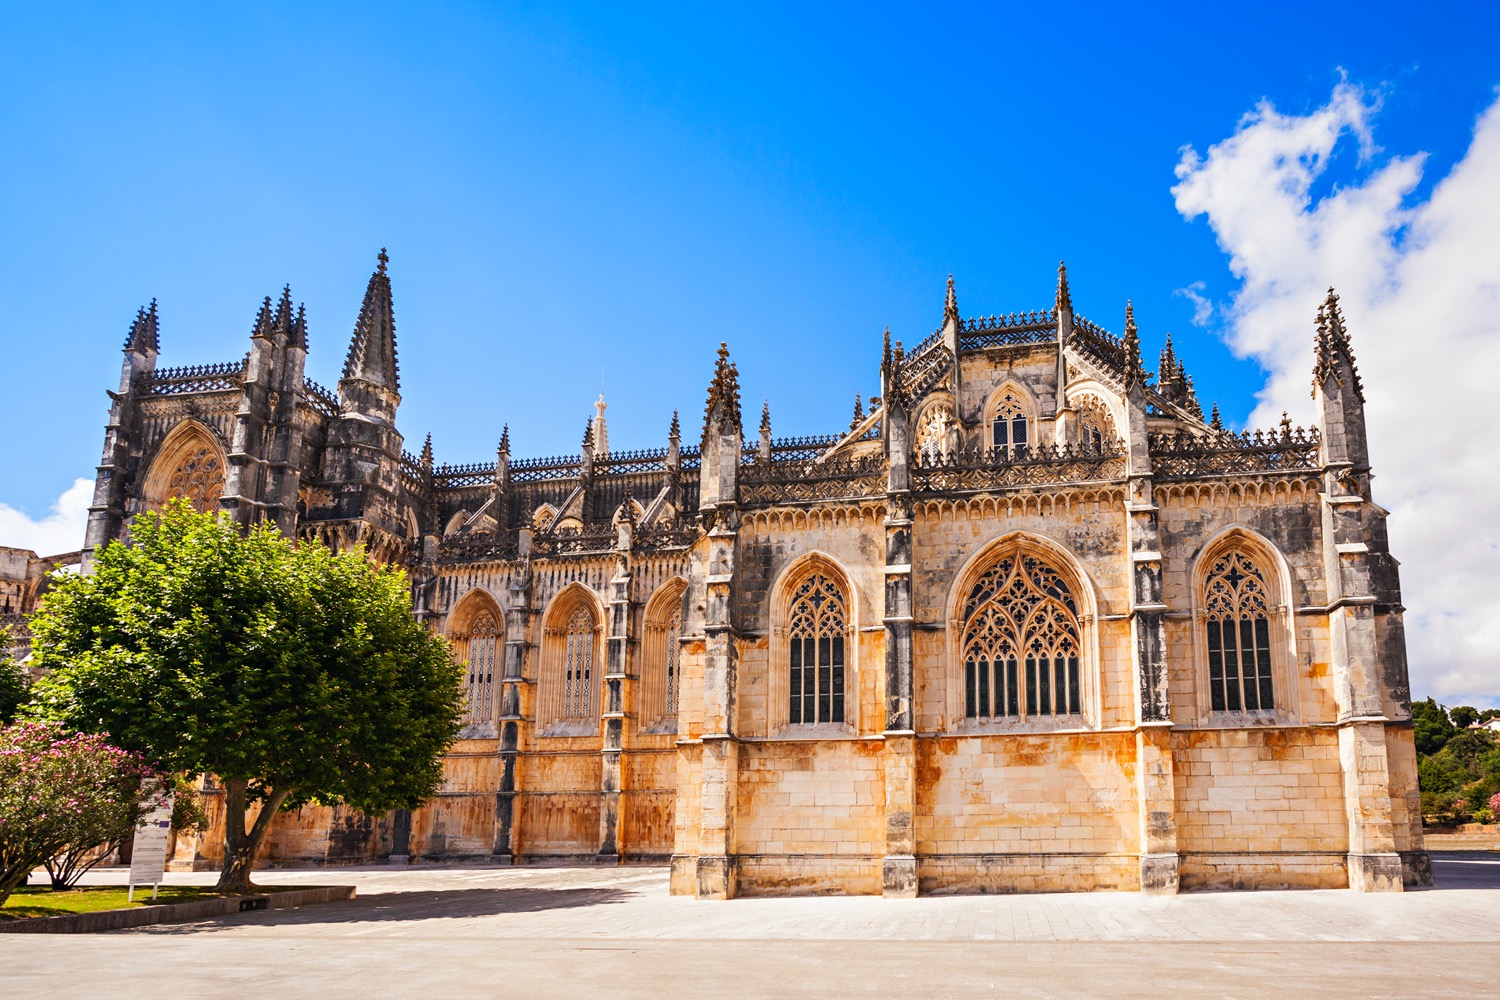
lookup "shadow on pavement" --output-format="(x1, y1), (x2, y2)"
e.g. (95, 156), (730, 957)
(125, 885), (634, 933)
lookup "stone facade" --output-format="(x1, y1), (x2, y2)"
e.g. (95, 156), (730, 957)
(73, 254), (1427, 894)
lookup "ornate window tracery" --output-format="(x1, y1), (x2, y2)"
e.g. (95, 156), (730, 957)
(916, 405), (954, 462)
(1202, 549), (1276, 712)
(642, 581), (687, 730)
(463, 610), (499, 726)
(990, 390), (1029, 456)
(1076, 396), (1116, 452)
(961, 553), (1082, 720)
(144, 423), (227, 513)
(787, 573), (847, 725)
(561, 608), (595, 720)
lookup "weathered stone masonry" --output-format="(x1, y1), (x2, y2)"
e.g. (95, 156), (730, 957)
(79, 253), (1427, 895)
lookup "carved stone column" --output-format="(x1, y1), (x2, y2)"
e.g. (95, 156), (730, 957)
(696, 514), (740, 899)
(599, 524), (633, 862)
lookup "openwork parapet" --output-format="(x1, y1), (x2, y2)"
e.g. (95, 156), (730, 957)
(634, 524), (700, 550)
(510, 455), (583, 483)
(1150, 427), (1321, 481)
(303, 378), (340, 418)
(739, 454), (887, 506)
(148, 361), (245, 395)
(913, 440), (1126, 493)
(958, 308), (1056, 350)
(900, 343), (954, 399)
(1070, 315), (1128, 373)
(437, 533), (519, 564)
(532, 527), (617, 557)
(435, 462), (498, 489)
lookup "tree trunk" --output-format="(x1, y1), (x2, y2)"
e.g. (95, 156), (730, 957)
(215, 780), (292, 893)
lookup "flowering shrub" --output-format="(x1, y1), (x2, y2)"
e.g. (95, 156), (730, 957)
(0, 720), (157, 903)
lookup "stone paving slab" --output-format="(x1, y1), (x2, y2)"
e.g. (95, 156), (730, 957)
(2, 853), (1495, 999)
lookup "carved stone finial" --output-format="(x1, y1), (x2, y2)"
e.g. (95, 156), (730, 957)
(377, 247), (389, 273)
(124, 298), (161, 354)
(498, 424), (510, 457)
(1123, 301), (1145, 391)
(1312, 286), (1364, 401)
(703, 341), (742, 432)
(1209, 402), (1224, 431)
(851, 393), (864, 429)
(419, 433), (434, 472)
(669, 408), (681, 441)
(760, 399), (771, 436)
(1055, 261), (1072, 313)
(944, 274), (959, 325)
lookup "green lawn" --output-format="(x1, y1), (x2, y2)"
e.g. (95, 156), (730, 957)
(0, 884), (304, 921)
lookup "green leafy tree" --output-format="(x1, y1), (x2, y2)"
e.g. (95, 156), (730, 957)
(0, 720), (156, 905)
(27, 500), (463, 892)
(1450, 705), (1481, 730)
(1411, 697), (1456, 757)
(0, 627), (28, 723)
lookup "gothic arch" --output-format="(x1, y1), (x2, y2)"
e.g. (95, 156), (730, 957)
(912, 391), (957, 462)
(537, 582), (606, 734)
(943, 531), (1101, 731)
(1072, 391), (1120, 450)
(444, 510), (469, 537)
(448, 589), (505, 735)
(767, 551), (859, 734)
(141, 420), (228, 513)
(640, 576), (689, 731)
(1188, 525), (1299, 724)
(983, 380), (1038, 453)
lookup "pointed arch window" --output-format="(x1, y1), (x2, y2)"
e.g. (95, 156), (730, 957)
(144, 423), (227, 513)
(788, 573), (847, 725)
(961, 554), (1082, 720)
(1076, 396), (1116, 453)
(1202, 549), (1275, 712)
(562, 608), (595, 720)
(463, 610), (499, 726)
(989, 390), (1029, 457)
(641, 582), (687, 731)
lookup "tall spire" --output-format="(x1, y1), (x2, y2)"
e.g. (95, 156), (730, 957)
(592, 393), (610, 457)
(342, 248), (399, 391)
(1055, 261), (1072, 314)
(1312, 287), (1364, 401)
(290, 303), (308, 350)
(123, 299), (160, 354)
(250, 295), (275, 340)
(703, 342), (742, 431)
(1123, 301), (1146, 392)
(943, 274), (959, 326)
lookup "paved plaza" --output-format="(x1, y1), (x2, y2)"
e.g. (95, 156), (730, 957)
(3, 853), (1497, 998)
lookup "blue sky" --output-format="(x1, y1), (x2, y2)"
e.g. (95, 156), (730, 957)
(3, 3), (1499, 700)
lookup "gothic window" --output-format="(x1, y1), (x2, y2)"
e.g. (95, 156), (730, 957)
(1202, 549), (1276, 712)
(1076, 396), (1116, 453)
(463, 610), (499, 726)
(916, 405), (954, 462)
(561, 608), (595, 720)
(641, 581), (687, 730)
(787, 573), (847, 725)
(989, 390), (1029, 456)
(143, 423), (227, 513)
(961, 553), (1082, 720)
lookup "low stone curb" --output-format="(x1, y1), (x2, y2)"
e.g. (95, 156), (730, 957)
(0, 885), (356, 934)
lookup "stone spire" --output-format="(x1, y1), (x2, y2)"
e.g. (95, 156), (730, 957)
(943, 274), (959, 327)
(498, 424), (510, 458)
(592, 393), (610, 457)
(124, 299), (160, 355)
(1158, 331), (1180, 387)
(251, 295), (275, 340)
(342, 248), (399, 391)
(1123, 301), (1146, 392)
(702, 342), (742, 433)
(1209, 402), (1223, 432)
(1312, 287), (1364, 402)
(291, 303), (308, 350)
(851, 393), (864, 429)
(669, 408), (681, 444)
(419, 433), (434, 474)
(1055, 261), (1072, 314)
(760, 400), (772, 437)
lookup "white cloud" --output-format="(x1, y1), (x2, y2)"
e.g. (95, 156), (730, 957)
(1174, 83), (1500, 706)
(1173, 280), (1214, 327)
(0, 478), (94, 556)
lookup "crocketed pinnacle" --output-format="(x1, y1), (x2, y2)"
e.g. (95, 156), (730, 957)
(1123, 301), (1146, 391)
(1055, 261), (1072, 313)
(582, 418), (594, 450)
(124, 299), (160, 353)
(702, 342), (742, 431)
(419, 433), (434, 471)
(251, 296), (275, 340)
(944, 274), (959, 326)
(342, 248), (399, 391)
(1312, 287), (1364, 402)
(1209, 402), (1224, 431)
(851, 393), (864, 429)
(760, 400), (771, 436)
(669, 409), (681, 441)
(498, 424), (510, 457)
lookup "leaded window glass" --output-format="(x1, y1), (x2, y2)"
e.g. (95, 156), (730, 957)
(166, 444), (225, 511)
(962, 553), (1082, 720)
(464, 611), (499, 726)
(1203, 549), (1275, 712)
(664, 606), (682, 717)
(991, 392), (1028, 456)
(787, 573), (847, 725)
(562, 608), (595, 719)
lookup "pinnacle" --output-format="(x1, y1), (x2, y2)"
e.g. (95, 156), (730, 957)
(851, 392), (864, 428)
(498, 424), (510, 455)
(124, 298), (161, 354)
(1123, 301), (1145, 391)
(419, 433), (434, 469)
(1209, 402), (1224, 431)
(342, 249), (399, 391)
(703, 341), (743, 431)
(1311, 286), (1363, 401)
(944, 274), (959, 324)
(1055, 261), (1072, 313)
(669, 409), (681, 440)
(760, 400), (771, 435)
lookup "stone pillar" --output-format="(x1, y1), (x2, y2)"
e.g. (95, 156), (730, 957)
(1339, 720), (1402, 891)
(1122, 320), (1178, 894)
(696, 516), (740, 899)
(882, 490), (917, 897)
(493, 533), (535, 864)
(599, 530), (632, 862)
